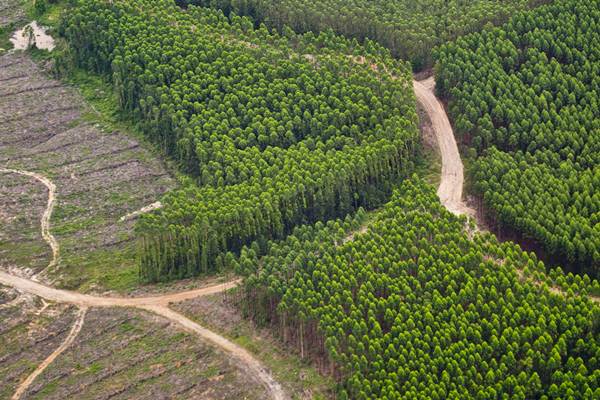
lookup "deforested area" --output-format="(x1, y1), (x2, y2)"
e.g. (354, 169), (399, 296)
(18, 307), (268, 400)
(0, 53), (175, 291)
(0, 287), (77, 399)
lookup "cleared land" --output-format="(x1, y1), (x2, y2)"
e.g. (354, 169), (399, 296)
(18, 307), (268, 400)
(0, 0), (25, 28)
(174, 293), (334, 399)
(0, 53), (175, 292)
(0, 285), (76, 400)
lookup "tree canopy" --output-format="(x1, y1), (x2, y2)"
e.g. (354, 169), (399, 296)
(60, 0), (419, 281)
(435, 0), (600, 277)
(239, 177), (600, 399)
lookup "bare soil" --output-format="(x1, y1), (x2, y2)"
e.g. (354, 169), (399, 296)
(413, 78), (475, 217)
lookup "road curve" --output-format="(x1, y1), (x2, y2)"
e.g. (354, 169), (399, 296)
(413, 77), (474, 217)
(145, 305), (289, 400)
(0, 168), (59, 278)
(0, 270), (241, 307)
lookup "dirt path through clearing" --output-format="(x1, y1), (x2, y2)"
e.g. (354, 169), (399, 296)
(144, 305), (288, 400)
(11, 307), (87, 400)
(0, 270), (241, 307)
(0, 168), (59, 279)
(1, 168), (286, 399)
(413, 78), (475, 217)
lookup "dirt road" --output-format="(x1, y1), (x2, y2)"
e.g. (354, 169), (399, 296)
(0, 168), (59, 278)
(11, 307), (87, 400)
(413, 77), (475, 217)
(145, 305), (288, 400)
(0, 167), (285, 399)
(0, 270), (241, 307)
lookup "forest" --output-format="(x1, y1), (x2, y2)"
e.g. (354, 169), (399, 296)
(177, 0), (550, 69)
(435, 0), (599, 278)
(1, 0), (597, 398)
(60, 0), (419, 281)
(236, 178), (600, 399)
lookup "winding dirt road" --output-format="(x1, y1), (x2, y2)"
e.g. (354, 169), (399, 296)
(0, 168), (59, 278)
(0, 166), (286, 399)
(3, 76), (595, 399)
(413, 77), (475, 217)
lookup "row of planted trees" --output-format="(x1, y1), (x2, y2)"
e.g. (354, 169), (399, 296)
(434, 0), (600, 277)
(179, 0), (549, 70)
(236, 177), (600, 399)
(60, 0), (419, 281)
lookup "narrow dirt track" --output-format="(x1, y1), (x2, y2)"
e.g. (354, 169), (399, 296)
(0, 167), (59, 278)
(11, 307), (87, 400)
(144, 305), (288, 400)
(0, 271), (241, 307)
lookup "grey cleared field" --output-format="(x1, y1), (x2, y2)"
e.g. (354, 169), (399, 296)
(0, 53), (175, 291)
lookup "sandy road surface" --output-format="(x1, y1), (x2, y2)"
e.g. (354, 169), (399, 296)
(0, 270), (241, 307)
(413, 77), (475, 217)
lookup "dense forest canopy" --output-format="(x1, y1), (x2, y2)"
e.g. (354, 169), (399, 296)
(60, 0), (419, 281)
(238, 178), (600, 399)
(179, 0), (550, 69)
(435, 0), (600, 278)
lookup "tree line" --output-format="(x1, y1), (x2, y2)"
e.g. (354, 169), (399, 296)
(236, 177), (600, 399)
(59, 0), (419, 281)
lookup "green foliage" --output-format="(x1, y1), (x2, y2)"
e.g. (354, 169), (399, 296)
(178, 0), (548, 70)
(240, 178), (600, 398)
(60, 0), (419, 281)
(34, 0), (48, 16)
(435, 0), (599, 277)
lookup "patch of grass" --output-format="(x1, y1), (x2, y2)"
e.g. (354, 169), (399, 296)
(0, 23), (16, 54)
(414, 142), (441, 188)
(87, 362), (103, 374)
(55, 244), (139, 292)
